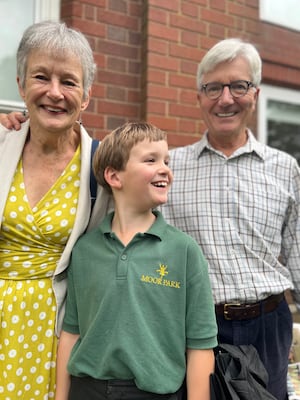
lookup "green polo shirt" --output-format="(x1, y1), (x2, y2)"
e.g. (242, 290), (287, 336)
(63, 211), (217, 394)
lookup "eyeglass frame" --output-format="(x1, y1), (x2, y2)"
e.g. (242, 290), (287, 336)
(200, 80), (256, 100)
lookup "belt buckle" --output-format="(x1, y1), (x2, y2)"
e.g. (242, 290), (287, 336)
(223, 303), (241, 320)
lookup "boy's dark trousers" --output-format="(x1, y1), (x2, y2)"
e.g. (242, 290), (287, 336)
(69, 376), (184, 400)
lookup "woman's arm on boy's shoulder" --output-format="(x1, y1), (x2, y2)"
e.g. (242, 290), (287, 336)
(186, 348), (215, 400)
(0, 112), (27, 130)
(55, 330), (80, 400)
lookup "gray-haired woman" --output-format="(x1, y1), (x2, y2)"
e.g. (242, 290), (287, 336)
(0, 21), (110, 399)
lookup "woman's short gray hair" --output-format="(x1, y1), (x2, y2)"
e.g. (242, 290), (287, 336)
(17, 20), (96, 99)
(196, 38), (262, 90)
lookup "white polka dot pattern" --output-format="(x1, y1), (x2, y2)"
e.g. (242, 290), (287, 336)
(0, 146), (81, 399)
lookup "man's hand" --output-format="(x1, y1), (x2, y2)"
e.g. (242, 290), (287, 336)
(0, 112), (27, 131)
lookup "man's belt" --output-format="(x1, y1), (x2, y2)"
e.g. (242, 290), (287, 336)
(215, 293), (285, 321)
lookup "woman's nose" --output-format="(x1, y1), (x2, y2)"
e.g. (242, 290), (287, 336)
(47, 79), (64, 100)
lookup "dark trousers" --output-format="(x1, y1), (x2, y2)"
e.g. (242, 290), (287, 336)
(216, 297), (292, 400)
(69, 376), (184, 400)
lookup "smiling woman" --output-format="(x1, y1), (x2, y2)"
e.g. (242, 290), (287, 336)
(0, 21), (110, 400)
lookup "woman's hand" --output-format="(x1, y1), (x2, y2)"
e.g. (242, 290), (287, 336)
(0, 112), (27, 130)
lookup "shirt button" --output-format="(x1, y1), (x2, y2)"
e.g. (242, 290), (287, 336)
(121, 254), (127, 260)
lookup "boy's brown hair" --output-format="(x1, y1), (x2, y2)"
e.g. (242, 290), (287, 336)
(93, 121), (167, 194)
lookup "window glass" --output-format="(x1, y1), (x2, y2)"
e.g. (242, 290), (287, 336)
(258, 85), (300, 164)
(267, 101), (300, 164)
(0, 0), (60, 112)
(260, 0), (300, 32)
(0, 0), (35, 106)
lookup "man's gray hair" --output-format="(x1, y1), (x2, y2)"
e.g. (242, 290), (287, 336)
(197, 38), (262, 90)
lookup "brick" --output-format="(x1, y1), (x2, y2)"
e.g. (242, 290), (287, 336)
(147, 116), (178, 131)
(181, 31), (200, 48)
(98, 101), (139, 117)
(148, 7), (168, 24)
(147, 100), (167, 115)
(201, 9), (234, 27)
(107, 116), (128, 130)
(148, 21), (179, 42)
(149, 0), (179, 12)
(109, 0), (127, 13)
(169, 74), (196, 90)
(148, 85), (178, 101)
(148, 37), (168, 55)
(181, 2), (199, 18)
(169, 43), (203, 62)
(107, 86), (126, 101)
(148, 54), (180, 72)
(169, 103), (200, 119)
(170, 14), (206, 34)
(167, 133), (200, 148)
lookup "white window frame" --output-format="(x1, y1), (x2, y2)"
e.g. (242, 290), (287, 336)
(258, 84), (300, 145)
(35, 0), (60, 21)
(0, 0), (60, 112)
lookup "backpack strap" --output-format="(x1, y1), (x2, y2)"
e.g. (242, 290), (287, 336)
(90, 139), (99, 212)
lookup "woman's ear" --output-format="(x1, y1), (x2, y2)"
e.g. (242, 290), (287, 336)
(81, 88), (91, 111)
(17, 77), (25, 100)
(104, 166), (122, 190)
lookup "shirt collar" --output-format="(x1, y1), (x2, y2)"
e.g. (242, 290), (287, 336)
(100, 210), (166, 241)
(196, 129), (265, 160)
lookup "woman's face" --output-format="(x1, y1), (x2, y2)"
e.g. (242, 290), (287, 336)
(18, 49), (90, 134)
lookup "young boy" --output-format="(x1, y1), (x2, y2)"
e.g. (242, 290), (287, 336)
(55, 122), (218, 400)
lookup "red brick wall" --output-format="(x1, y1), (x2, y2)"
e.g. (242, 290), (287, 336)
(61, 0), (144, 140)
(60, 0), (300, 147)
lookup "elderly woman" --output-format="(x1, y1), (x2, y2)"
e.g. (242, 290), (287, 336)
(0, 21), (110, 399)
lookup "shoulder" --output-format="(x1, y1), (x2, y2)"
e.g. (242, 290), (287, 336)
(72, 225), (102, 253)
(169, 140), (204, 172)
(170, 141), (200, 158)
(0, 121), (29, 148)
(162, 220), (204, 253)
(263, 144), (299, 171)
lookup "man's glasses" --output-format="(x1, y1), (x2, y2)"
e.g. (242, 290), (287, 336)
(200, 80), (255, 100)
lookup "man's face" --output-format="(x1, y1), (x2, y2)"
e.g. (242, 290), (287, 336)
(197, 57), (259, 142)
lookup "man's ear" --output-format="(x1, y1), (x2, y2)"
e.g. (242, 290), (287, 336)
(104, 166), (122, 190)
(252, 87), (260, 112)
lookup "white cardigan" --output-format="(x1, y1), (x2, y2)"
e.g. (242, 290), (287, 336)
(0, 120), (112, 335)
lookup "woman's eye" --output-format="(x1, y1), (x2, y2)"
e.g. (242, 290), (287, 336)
(63, 80), (77, 87)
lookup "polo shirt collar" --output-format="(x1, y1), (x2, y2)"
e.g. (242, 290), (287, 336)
(100, 210), (166, 241)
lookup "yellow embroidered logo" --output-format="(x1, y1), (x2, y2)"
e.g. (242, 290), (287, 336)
(140, 263), (181, 289)
(157, 263), (168, 278)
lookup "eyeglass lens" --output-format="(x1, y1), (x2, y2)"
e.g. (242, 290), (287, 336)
(204, 80), (250, 99)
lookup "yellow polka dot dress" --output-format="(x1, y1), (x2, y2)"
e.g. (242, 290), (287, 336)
(0, 146), (80, 399)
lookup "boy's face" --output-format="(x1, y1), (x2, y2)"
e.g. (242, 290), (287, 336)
(118, 139), (173, 210)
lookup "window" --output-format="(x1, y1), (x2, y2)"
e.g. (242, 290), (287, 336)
(0, 0), (60, 113)
(258, 84), (300, 164)
(260, 0), (300, 32)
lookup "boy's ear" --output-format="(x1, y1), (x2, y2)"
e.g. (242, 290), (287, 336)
(104, 167), (122, 189)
